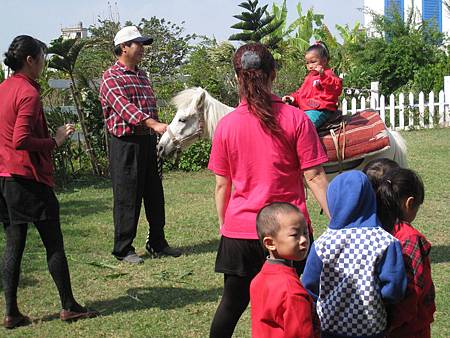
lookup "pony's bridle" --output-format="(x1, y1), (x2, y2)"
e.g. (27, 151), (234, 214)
(166, 114), (205, 151)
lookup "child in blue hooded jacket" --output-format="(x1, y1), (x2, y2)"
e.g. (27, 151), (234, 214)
(302, 170), (407, 338)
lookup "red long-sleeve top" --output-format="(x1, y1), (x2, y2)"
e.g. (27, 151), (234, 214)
(290, 68), (342, 112)
(0, 73), (56, 187)
(387, 221), (436, 338)
(250, 261), (315, 338)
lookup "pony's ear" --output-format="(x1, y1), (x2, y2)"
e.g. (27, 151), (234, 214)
(196, 91), (206, 112)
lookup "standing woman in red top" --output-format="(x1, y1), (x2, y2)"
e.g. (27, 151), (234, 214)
(0, 35), (98, 329)
(208, 43), (330, 338)
(282, 41), (342, 128)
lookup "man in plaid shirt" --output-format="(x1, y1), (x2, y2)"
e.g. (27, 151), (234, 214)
(100, 26), (181, 264)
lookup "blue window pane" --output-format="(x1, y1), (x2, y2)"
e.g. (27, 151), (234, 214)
(422, 0), (442, 32)
(385, 0), (404, 19)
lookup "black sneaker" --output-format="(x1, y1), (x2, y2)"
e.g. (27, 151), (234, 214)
(146, 244), (181, 258)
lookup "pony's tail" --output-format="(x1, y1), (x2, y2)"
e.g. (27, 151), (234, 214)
(389, 130), (408, 168)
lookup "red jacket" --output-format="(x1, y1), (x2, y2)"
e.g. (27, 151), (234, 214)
(387, 221), (436, 338)
(0, 74), (56, 187)
(250, 261), (315, 338)
(290, 68), (342, 112)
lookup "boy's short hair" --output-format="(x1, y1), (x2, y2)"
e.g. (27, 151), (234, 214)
(363, 158), (400, 191)
(256, 202), (302, 241)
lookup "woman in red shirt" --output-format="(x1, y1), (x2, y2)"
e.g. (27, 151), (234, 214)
(208, 43), (329, 338)
(0, 35), (98, 329)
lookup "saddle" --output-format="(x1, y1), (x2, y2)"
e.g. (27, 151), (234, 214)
(317, 109), (390, 164)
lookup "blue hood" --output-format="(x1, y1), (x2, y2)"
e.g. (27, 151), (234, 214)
(327, 170), (381, 230)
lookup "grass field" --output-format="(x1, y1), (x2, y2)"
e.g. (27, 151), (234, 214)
(0, 128), (449, 338)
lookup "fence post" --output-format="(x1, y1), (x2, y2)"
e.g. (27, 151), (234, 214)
(444, 76), (450, 126)
(370, 81), (379, 109)
(399, 93), (405, 130)
(429, 91), (435, 128)
(389, 94), (396, 130)
(408, 92), (414, 129)
(418, 92), (425, 128)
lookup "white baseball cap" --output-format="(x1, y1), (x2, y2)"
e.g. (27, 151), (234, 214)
(114, 26), (153, 46)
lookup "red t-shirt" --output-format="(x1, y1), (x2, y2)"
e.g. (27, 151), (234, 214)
(208, 95), (328, 239)
(387, 221), (435, 338)
(0, 74), (56, 187)
(250, 261), (315, 338)
(290, 68), (342, 112)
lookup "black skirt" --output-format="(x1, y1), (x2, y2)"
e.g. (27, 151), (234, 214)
(214, 235), (266, 278)
(214, 233), (315, 278)
(0, 177), (59, 224)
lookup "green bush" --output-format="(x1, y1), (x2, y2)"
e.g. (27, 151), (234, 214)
(163, 139), (212, 172)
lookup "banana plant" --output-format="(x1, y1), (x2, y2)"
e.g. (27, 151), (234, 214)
(290, 2), (325, 51)
(335, 22), (365, 45)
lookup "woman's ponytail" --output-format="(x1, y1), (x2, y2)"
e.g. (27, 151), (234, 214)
(233, 44), (279, 135)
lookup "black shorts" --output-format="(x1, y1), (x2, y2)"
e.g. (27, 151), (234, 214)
(214, 235), (266, 278)
(214, 233), (315, 278)
(0, 177), (59, 225)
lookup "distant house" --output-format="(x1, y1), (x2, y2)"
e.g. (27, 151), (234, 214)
(61, 22), (88, 39)
(364, 0), (450, 36)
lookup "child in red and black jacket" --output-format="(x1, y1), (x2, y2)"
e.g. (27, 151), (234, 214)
(282, 41), (342, 128)
(251, 202), (316, 338)
(372, 167), (436, 338)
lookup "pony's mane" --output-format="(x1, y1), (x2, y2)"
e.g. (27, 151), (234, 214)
(171, 87), (233, 138)
(171, 88), (200, 110)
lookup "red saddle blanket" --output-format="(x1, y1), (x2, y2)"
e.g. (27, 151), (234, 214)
(318, 109), (390, 163)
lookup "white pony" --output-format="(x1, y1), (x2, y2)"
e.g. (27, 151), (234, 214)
(158, 87), (407, 176)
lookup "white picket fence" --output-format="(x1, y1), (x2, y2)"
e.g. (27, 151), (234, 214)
(340, 76), (450, 130)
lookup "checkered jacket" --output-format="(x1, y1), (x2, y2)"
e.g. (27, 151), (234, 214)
(99, 61), (157, 137)
(303, 226), (406, 338)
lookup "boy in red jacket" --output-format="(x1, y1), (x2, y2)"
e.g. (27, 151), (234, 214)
(282, 41), (342, 128)
(250, 202), (315, 338)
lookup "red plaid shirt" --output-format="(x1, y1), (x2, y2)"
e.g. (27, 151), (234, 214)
(387, 221), (435, 338)
(99, 61), (157, 137)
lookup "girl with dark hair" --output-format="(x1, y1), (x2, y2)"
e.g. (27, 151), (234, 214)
(208, 43), (329, 338)
(376, 168), (435, 338)
(0, 35), (98, 329)
(282, 41), (342, 128)
(363, 157), (400, 193)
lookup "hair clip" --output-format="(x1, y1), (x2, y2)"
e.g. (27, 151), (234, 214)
(386, 179), (392, 184)
(241, 51), (261, 70)
(315, 40), (322, 45)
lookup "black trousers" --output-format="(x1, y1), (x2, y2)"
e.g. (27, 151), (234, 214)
(109, 134), (166, 257)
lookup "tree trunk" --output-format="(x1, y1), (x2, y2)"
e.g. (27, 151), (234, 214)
(69, 75), (100, 175)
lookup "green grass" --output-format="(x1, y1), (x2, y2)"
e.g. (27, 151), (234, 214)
(0, 128), (449, 337)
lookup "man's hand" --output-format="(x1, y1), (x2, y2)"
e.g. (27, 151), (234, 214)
(144, 118), (168, 135)
(152, 122), (168, 135)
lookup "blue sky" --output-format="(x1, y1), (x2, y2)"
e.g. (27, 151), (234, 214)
(1, 0), (364, 55)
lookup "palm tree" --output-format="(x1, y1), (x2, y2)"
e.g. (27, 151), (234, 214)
(229, 0), (283, 47)
(47, 37), (100, 175)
